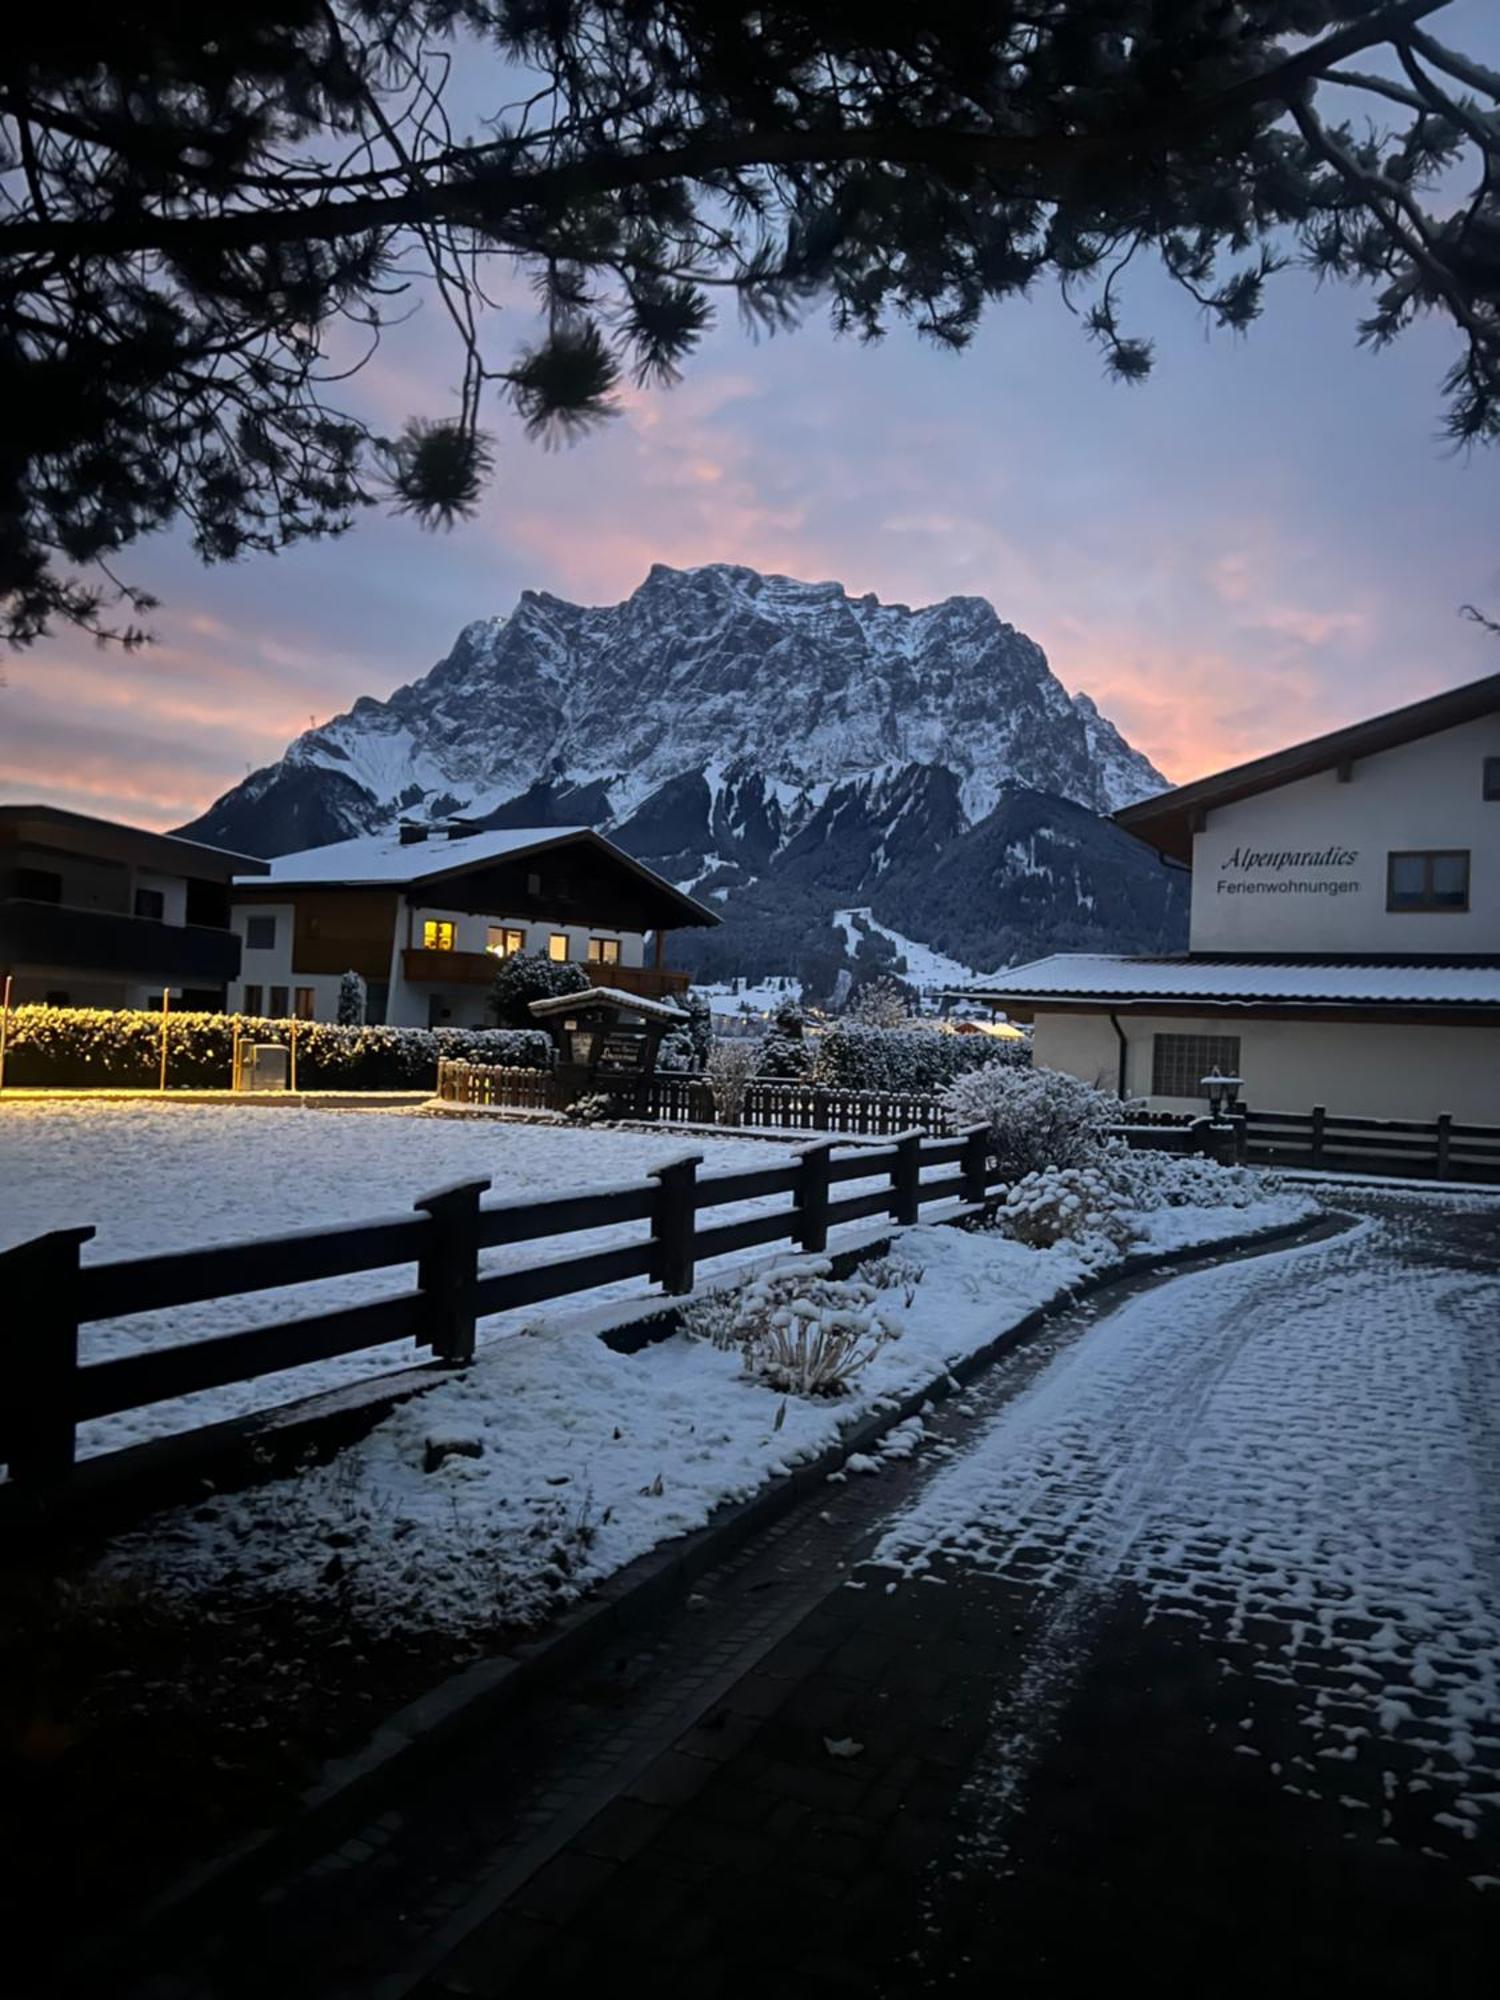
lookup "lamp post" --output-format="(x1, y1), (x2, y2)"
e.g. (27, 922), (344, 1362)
(1201, 1066), (1244, 1121)
(0, 973), (11, 1094)
(158, 986), (183, 1093)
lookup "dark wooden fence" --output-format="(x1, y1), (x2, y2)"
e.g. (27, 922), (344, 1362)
(0, 1127), (995, 1487)
(434, 1059), (959, 1137)
(1242, 1106), (1500, 1182)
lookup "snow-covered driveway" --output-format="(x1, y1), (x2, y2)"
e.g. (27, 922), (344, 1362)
(875, 1194), (1500, 1901)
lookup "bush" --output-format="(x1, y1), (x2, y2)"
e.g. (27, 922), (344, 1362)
(683, 1256), (901, 1397)
(844, 974), (916, 1027)
(706, 1038), (759, 1123)
(813, 1021), (1024, 1094)
(940, 1064), (1119, 1176)
(683, 989), (714, 1069)
(0, 1006), (550, 1091)
(655, 1026), (696, 1073)
(1100, 1147), (1282, 1212)
(489, 950), (589, 1027)
(997, 1165), (1138, 1259)
(336, 969), (366, 1027)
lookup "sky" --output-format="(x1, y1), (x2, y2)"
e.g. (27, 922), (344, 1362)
(4, 5), (1500, 830)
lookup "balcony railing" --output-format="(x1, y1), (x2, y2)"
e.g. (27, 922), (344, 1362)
(401, 948), (689, 1001)
(0, 899), (240, 982)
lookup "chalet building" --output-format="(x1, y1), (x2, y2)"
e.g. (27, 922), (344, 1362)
(0, 803), (266, 1011)
(964, 673), (1500, 1125)
(227, 821), (717, 1026)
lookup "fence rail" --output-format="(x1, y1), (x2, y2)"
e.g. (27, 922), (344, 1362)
(0, 1126), (996, 1487)
(434, 1060), (959, 1137)
(1242, 1105), (1500, 1181)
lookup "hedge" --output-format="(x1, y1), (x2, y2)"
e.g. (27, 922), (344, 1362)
(810, 1021), (1027, 1094)
(0, 1007), (552, 1091)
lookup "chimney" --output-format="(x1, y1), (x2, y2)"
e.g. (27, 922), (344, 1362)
(398, 822), (429, 846)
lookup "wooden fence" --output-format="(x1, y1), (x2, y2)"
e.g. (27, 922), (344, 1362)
(0, 1127), (995, 1487)
(434, 1059), (958, 1137)
(1242, 1105), (1500, 1181)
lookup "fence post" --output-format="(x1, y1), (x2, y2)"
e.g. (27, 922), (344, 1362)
(4, 1226), (94, 1484)
(1435, 1112), (1452, 1180)
(795, 1139), (835, 1253)
(813, 1086), (831, 1133)
(960, 1124), (990, 1206)
(1231, 1109), (1249, 1165)
(1310, 1103), (1326, 1168)
(651, 1153), (701, 1295)
(891, 1129), (922, 1226)
(414, 1178), (490, 1365)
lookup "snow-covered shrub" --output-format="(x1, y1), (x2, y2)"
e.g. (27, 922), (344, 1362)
(655, 1027), (696, 1073)
(489, 950), (589, 1027)
(683, 989), (714, 1069)
(844, 974), (916, 1027)
(856, 1248), (924, 1308)
(0, 1006), (550, 1090)
(813, 1021), (1022, 1094)
(997, 1165), (1138, 1258)
(706, 1037), (759, 1123)
(1100, 1146), (1282, 1213)
(684, 1258), (900, 1397)
(564, 1091), (619, 1124)
(336, 969), (367, 1027)
(940, 1064), (1118, 1176)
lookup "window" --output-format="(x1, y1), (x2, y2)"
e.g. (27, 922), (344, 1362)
(245, 914), (277, 950)
(242, 984), (263, 1016)
(134, 887), (165, 920)
(487, 925), (525, 958)
(587, 937), (621, 966)
(269, 985), (289, 1017)
(44, 990), (70, 1007)
(1387, 850), (1470, 912)
(1152, 1033), (1242, 1099)
(1485, 756), (1500, 802)
(547, 933), (570, 962)
(16, 867), (62, 903)
(294, 987), (316, 1020)
(421, 919), (456, 951)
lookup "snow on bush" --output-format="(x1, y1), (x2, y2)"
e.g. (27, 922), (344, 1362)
(940, 1063), (1119, 1176)
(336, 970), (366, 1027)
(0, 1005), (550, 1090)
(1103, 1147), (1284, 1212)
(684, 1256), (902, 1397)
(655, 1026), (696, 1072)
(488, 949), (588, 1027)
(998, 1166), (1138, 1260)
(707, 1037), (760, 1122)
(813, 1021), (1023, 1094)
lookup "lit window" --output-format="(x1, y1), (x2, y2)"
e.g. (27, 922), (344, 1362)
(1387, 850), (1469, 912)
(587, 937), (621, 965)
(487, 925), (525, 957)
(422, 919), (457, 951)
(245, 914), (277, 950)
(294, 987), (316, 1020)
(242, 984), (263, 1016)
(547, 934), (570, 962)
(134, 887), (165, 920)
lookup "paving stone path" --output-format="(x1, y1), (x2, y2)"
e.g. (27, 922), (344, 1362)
(142, 1192), (1500, 1999)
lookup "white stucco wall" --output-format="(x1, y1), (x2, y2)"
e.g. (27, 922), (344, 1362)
(1189, 712), (1500, 954)
(1031, 1008), (1500, 1125)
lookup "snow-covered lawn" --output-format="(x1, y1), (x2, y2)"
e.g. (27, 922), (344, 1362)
(108, 1163), (1319, 1637)
(0, 1100), (876, 1457)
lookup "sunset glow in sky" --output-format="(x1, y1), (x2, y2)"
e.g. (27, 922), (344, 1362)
(5, 7), (1500, 831)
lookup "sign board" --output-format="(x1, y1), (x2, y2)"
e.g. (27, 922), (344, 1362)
(595, 1031), (648, 1076)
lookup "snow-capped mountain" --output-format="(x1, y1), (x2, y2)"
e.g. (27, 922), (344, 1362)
(181, 563), (1186, 986)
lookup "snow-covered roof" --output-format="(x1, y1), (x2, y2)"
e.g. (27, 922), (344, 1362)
(239, 825), (589, 887)
(529, 986), (687, 1022)
(963, 954), (1500, 1008)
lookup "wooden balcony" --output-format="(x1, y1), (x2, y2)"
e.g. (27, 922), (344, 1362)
(402, 948), (689, 1001)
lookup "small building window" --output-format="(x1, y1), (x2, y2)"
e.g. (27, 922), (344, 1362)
(294, 986), (316, 1020)
(269, 985), (289, 1017)
(547, 933), (570, 962)
(487, 925), (525, 958)
(422, 919), (456, 951)
(242, 984), (263, 1016)
(44, 989), (70, 1007)
(134, 887), (165, 920)
(245, 914), (277, 950)
(1484, 756), (1500, 801)
(587, 937), (621, 965)
(16, 867), (62, 903)
(1387, 850), (1469, 912)
(1152, 1033), (1242, 1099)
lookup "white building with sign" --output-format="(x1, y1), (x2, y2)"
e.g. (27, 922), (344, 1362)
(963, 673), (1500, 1124)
